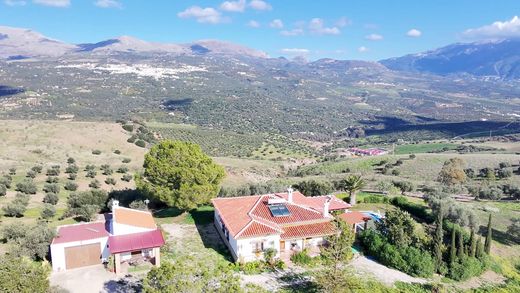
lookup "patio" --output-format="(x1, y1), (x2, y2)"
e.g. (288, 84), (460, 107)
(279, 244), (322, 266)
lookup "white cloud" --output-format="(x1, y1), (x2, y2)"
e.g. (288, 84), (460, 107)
(178, 6), (226, 24)
(280, 29), (304, 36)
(94, 0), (122, 9)
(220, 0), (245, 12)
(33, 0), (70, 7)
(309, 18), (340, 35)
(249, 0), (271, 11)
(463, 16), (520, 39)
(269, 19), (284, 29)
(365, 33), (383, 41)
(358, 46), (368, 53)
(406, 29), (422, 38)
(247, 20), (260, 28)
(4, 0), (26, 6)
(336, 16), (351, 27)
(281, 48), (310, 55)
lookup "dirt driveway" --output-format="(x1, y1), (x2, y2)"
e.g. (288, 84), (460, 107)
(350, 255), (427, 285)
(50, 265), (118, 293)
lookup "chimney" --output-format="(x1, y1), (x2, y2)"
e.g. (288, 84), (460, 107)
(287, 187), (294, 203)
(323, 195), (332, 218)
(112, 200), (119, 212)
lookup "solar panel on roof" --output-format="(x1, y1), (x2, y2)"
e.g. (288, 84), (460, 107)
(268, 203), (291, 217)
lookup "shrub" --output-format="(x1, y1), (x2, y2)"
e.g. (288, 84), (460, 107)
(449, 257), (485, 281)
(129, 200), (148, 210)
(105, 177), (116, 185)
(46, 176), (59, 183)
(290, 249), (314, 266)
(85, 164), (96, 171)
(497, 169), (512, 179)
(240, 261), (264, 275)
(135, 140), (146, 148)
(92, 149), (102, 155)
(392, 181), (415, 194)
(46, 168), (59, 176)
(65, 190), (108, 221)
(8, 168), (16, 175)
(65, 164), (79, 174)
(127, 136), (137, 143)
(43, 193), (59, 205)
(0, 184), (6, 196)
(64, 182), (78, 191)
(409, 154), (416, 159)
(121, 174), (133, 182)
(86, 170), (97, 178)
(362, 194), (389, 204)
(114, 149), (121, 155)
(117, 166), (129, 173)
(40, 204), (56, 220)
(122, 158), (131, 164)
(499, 162), (511, 169)
(0, 176), (12, 189)
(392, 169), (401, 176)
(43, 183), (60, 194)
(68, 173), (77, 180)
(26, 170), (37, 179)
(31, 165), (43, 174)
(67, 157), (75, 164)
(2, 194), (30, 217)
(100, 164), (113, 175)
(89, 180), (101, 189)
(16, 179), (37, 194)
(478, 186), (504, 200)
(122, 124), (134, 132)
(390, 196), (431, 222)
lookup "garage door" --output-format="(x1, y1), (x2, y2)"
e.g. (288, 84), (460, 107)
(65, 243), (101, 270)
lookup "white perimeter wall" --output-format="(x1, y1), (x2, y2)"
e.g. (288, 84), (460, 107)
(50, 237), (109, 272)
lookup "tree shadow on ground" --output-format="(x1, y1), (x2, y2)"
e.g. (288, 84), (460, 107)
(191, 208), (234, 262)
(0, 85), (24, 98)
(152, 207), (184, 219)
(103, 276), (142, 293)
(477, 225), (519, 246)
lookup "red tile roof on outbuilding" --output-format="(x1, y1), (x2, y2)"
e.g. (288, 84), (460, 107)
(339, 211), (371, 225)
(108, 229), (165, 254)
(52, 222), (109, 245)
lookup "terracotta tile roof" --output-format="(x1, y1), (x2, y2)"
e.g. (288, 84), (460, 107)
(274, 191), (351, 212)
(339, 211), (371, 225)
(52, 222), (109, 245)
(113, 206), (156, 229)
(281, 221), (336, 240)
(237, 221), (282, 238)
(213, 192), (352, 240)
(211, 195), (262, 236)
(108, 229), (165, 254)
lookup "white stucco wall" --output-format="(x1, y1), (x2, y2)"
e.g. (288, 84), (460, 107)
(112, 222), (154, 236)
(50, 237), (109, 272)
(236, 234), (281, 262)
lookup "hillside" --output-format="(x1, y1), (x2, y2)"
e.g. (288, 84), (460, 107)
(381, 38), (520, 79)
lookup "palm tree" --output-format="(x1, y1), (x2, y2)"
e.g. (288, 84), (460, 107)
(342, 175), (365, 205)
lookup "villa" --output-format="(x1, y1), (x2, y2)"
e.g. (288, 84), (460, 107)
(50, 200), (165, 273)
(211, 188), (352, 262)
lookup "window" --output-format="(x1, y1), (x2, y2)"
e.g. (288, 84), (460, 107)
(252, 241), (264, 253)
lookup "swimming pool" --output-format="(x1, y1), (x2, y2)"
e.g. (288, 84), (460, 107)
(362, 211), (383, 222)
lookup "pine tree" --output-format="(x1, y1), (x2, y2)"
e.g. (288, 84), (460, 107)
(469, 228), (476, 257)
(434, 203), (444, 272)
(450, 226), (457, 264)
(484, 213), (492, 254)
(457, 229), (464, 259)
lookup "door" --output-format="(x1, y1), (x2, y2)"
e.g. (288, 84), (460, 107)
(65, 243), (101, 270)
(279, 240), (285, 251)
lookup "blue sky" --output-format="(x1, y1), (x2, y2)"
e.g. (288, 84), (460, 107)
(1, 0), (519, 60)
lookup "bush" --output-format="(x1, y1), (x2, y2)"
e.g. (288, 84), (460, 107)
(16, 179), (37, 194)
(46, 176), (59, 183)
(392, 181), (415, 194)
(240, 261), (265, 275)
(43, 183), (60, 194)
(86, 170), (97, 178)
(290, 249), (314, 266)
(478, 186), (504, 200)
(8, 167), (16, 175)
(67, 157), (75, 164)
(449, 257), (485, 281)
(0, 176), (12, 189)
(497, 169), (512, 179)
(46, 167), (60, 176)
(392, 169), (401, 176)
(85, 164), (96, 171)
(135, 140), (146, 148)
(362, 194), (389, 203)
(127, 136), (137, 143)
(68, 173), (77, 180)
(26, 170), (36, 179)
(40, 204), (56, 220)
(117, 166), (129, 173)
(122, 124), (134, 132)
(31, 165), (43, 174)
(0, 184), (6, 196)
(105, 177), (116, 185)
(89, 180), (101, 189)
(390, 196), (431, 222)
(121, 174), (133, 182)
(64, 182), (78, 191)
(43, 193), (59, 205)
(122, 158), (131, 164)
(2, 194), (30, 217)
(114, 149), (121, 155)
(499, 162), (511, 169)
(65, 164), (79, 174)
(65, 190), (108, 221)
(100, 164), (113, 175)
(92, 149), (102, 155)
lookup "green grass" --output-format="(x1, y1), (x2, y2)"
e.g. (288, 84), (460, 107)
(394, 143), (458, 155)
(184, 205), (215, 225)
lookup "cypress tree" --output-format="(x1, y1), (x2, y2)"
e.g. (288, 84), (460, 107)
(450, 226), (457, 264)
(457, 229), (464, 259)
(434, 204), (444, 272)
(469, 228), (476, 257)
(476, 236), (484, 258)
(484, 213), (492, 254)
